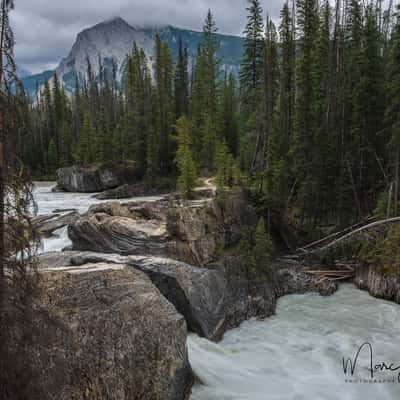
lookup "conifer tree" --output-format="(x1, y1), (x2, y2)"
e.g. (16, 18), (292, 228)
(75, 111), (93, 164)
(385, 5), (400, 215)
(358, 4), (385, 204)
(291, 0), (319, 221)
(174, 39), (189, 119)
(47, 137), (58, 171)
(253, 218), (274, 262)
(175, 116), (197, 199)
(190, 45), (208, 162)
(202, 9), (220, 117)
(215, 141), (234, 189)
(240, 0), (265, 117)
(264, 1), (295, 215)
(154, 34), (174, 173)
(220, 72), (239, 156)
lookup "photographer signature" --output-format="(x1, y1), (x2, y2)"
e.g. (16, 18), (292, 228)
(342, 342), (400, 382)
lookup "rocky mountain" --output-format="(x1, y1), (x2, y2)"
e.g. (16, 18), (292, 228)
(21, 17), (244, 97)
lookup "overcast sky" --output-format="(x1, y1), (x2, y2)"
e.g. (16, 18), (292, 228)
(10, 0), (282, 74)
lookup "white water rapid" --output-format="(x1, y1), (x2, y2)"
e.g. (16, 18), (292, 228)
(188, 285), (400, 400)
(33, 182), (400, 400)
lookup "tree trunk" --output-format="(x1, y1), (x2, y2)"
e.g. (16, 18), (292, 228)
(394, 145), (399, 215)
(0, 0), (6, 281)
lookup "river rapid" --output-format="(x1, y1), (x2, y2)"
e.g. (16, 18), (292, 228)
(34, 182), (400, 400)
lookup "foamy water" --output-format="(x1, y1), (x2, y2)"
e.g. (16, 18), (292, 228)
(188, 285), (400, 400)
(33, 183), (400, 399)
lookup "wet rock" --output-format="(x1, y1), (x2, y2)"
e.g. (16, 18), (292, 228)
(39, 251), (278, 342)
(87, 201), (132, 218)
(68, 214), (171, 256)
(96, 181), (174, 200)
(354, 265), (400, 303)
(34, 211), (80, 237)
(37, 262), (194, 400)
(167, 188), (259, 265)
(68, 188), (258, 266)
(56, 162), (140, 193)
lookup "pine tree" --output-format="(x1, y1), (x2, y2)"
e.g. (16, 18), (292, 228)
(220, 72), (239, 156)
(310, 0), (334, 221)
(253, 218), (274, 262)
(240, 0), (265, 117)
(175, 116), (197, 199)
(277, 1), (295, 148)
(358, 4), (385, 206)
(154, 34), (174, 173)
(201, 114), (217, 170)
(291, 0), (319, 221)
(190, 45), (208, 162)
(265, 1), (295, 214)
(146, 125), (160, 182)
(125, 43), (153, 173)
(47, 137), (58, 171)
(215, 141), (234, 189)
(174, 39), (189, 119)
(75, 111), (93, 164)
(385, 5), (400, 215)
(202, 9), (220, 117)
(253, 17), (278, 174)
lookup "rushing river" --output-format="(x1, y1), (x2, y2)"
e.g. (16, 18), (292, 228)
(189, 286), (400, 400)
(33, 182), (400, 400)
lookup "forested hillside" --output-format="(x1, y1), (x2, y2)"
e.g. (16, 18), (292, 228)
(15, 0), (400, 242)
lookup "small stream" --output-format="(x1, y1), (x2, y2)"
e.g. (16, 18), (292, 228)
(33, 182), (400, 400)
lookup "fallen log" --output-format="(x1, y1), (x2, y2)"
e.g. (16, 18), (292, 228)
(299, 216), (375, 252)
(301, 217), (400, 255)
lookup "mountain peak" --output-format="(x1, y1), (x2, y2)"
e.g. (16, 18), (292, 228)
(100, 16), (128, 26)
(93, 16), (132, 30)
(20, 18), (244, 97)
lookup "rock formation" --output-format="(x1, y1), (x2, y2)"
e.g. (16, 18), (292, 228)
(55, 162), (140, 192)
(354, 265), (400, 303)
(36, 262), (194, 400)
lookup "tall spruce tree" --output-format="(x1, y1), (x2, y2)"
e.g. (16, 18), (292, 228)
(175, 116), (197, 199)
(291, 0), (319, 222)
(385, 5), (400, 215)
(220, 72), (239, 157)
(240, 0), (265, 118)
(174, 39), (189, 119)
(154, 34), (174, 174)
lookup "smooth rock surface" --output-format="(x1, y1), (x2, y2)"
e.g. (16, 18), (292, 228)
(38, 251), (333, 342)
(37, 262), (194, 400)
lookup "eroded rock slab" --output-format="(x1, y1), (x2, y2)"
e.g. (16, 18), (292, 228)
(39, 252), (320, 342)
(34, 211), (80, 237)
(68, 189), (259, 266)
(37, 262), (193, 400)
(68, 213), (170, 256)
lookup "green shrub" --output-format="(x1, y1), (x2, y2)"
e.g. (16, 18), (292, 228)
(359, 225), (400, 277)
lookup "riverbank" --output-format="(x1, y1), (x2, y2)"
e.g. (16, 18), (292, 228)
(32, 182), (400, 399)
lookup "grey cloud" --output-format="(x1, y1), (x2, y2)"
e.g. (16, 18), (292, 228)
(11, 0), (282, 74)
